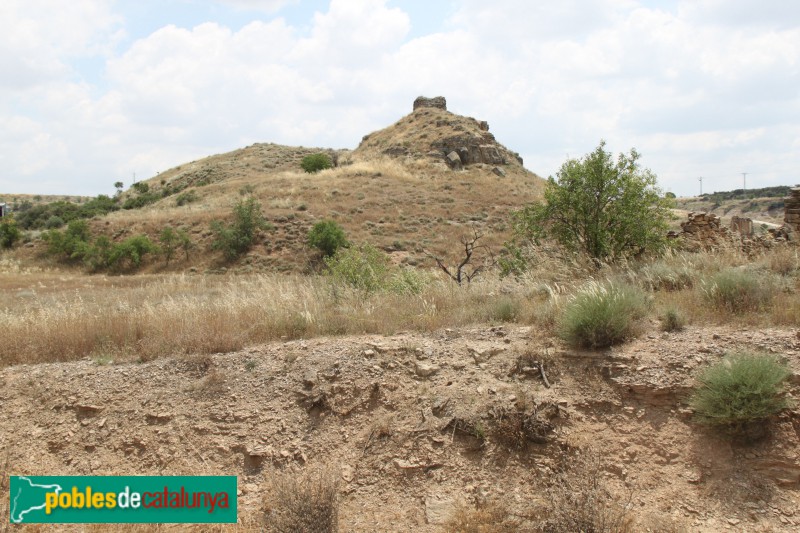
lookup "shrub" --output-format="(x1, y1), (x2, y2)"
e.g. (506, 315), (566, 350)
(0, 217), (22, 249)
(268, 469), (339, 533)
(131, 182), (149, 194)
(325, 243), (389, 293)
(43, 220), (91, 260)
(301, 153), (333, 173)
(109, 235), (158, 270)
(81, 236), (113, 271)
(559, 281), (649, 348)
(638, 260), (696, 291)
(175, 190), (198, 207)
(702, 268), (777, 313)
(45, 215), (65, 229)
(690, 352), (791, 437)
(159, 226), (179, 265)
(308, 220), (348, 257)
(210, 197), (271, 260)
(122, 191), (160, 209)
(660, 308), (686, 332)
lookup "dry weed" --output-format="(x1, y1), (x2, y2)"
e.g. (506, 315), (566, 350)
(265, 468), (339, 533)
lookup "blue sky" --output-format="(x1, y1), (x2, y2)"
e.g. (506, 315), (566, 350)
(1, 0), (799, 196)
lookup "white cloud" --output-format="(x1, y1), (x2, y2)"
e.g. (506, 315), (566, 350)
(0, 0), (799, 196)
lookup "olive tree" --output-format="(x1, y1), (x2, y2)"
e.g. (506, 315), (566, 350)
(510, 141), (671, 264)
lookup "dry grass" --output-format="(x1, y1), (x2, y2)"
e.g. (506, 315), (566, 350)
(265, 468), (339, 533)
(444, 500), (521, 533)
(3, 241), (800, 367)
(0, 271), (554, 367)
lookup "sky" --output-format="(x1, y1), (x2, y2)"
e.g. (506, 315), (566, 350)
(1, 0), (799, 197)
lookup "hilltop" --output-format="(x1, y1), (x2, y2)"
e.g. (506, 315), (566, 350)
(13, 96), (543, 274)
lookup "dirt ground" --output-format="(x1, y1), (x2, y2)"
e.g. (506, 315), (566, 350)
(1, 324), (799, 531)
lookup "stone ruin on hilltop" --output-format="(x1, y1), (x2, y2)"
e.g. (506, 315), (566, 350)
(357, 96), (525, 176)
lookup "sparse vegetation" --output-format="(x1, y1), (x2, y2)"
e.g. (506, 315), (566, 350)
(690, 351), (792, 437)
(702, 267), (778, 313)
(559, 280), (649, 348)
(175, 190), (199, 206)
(301, 153), (333, 173)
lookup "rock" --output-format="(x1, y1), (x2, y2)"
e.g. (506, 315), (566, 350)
(446, 151), (462, 170)
(491, 166), (506, 177)
(363, 349), (376, 358)
(415, 361), (440, 378)
(425, 495), (458, 525)
(302, 370), (318, 389)
(341, 464), (354, 483)
(413, 96), (447, 111)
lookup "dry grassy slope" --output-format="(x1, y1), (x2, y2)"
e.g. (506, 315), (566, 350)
(85, 109), (544, 273)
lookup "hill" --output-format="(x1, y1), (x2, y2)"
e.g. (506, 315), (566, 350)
(17, 97), (544, 274)
(676, 185), (794, 227)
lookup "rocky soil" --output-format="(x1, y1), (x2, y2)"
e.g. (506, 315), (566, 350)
(1, 324), (799, 531)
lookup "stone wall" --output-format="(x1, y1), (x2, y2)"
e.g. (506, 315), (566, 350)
(413, 96), (447, 111)
(785, 185), (800, 232)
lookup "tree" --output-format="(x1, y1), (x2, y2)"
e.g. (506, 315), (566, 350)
(307, 220), (348, 257)
(426, 229), (493, 285)
(159, 226), (178, 265)
(511, 141), (671, 263)
(114, 181), (124, 196)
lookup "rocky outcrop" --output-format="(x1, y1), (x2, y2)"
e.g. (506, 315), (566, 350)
(413, 96), (447, 111)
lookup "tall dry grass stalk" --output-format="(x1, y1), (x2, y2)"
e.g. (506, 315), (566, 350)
(0, 273), (551, 367)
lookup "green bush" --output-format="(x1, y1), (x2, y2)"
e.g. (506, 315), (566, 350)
(81, 236), (113, 271)
(45, 215), (65, 229)
(43, 220), (91, 260)
(301, 153), (333, 173)
(690, 352), (791, 436)
(308, 220), (348, 257)
(703, 268), (777, 313)
(210, 197), (271, 260)
(132, 182), (150, 194)
(122, 192), (160, 209)
(559, 280), (649, 348)
(660, 307), (686, 332)
(325, 243), (389, 293)
(0, 217), (22, 249)
(109, 234), (158, 269)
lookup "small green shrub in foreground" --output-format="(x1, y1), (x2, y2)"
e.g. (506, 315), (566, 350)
(690, 352), (791, 437)
(325, 243), (428, 295)
(702, 268), (776, 313)
(559, 281), (649, 348)
(660, 307), (686, 332)
(301, 153), (333, 173)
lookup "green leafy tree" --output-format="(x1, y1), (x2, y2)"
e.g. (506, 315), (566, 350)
(510, 141), (672, 264)
(210, 197), (271, 260)
(301, 153), (333, 173)
(307, 220), (348, 257)
(114, 181), (124, 196)
(0, 216), (22, 249)
(43, 219), (91, 260)
(81, 236), (113, 271)
(159, 226), (178, 265)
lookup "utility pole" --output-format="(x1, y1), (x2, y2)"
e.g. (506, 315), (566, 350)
(742, 172), (748, 190)
(698, 176), (703, 195)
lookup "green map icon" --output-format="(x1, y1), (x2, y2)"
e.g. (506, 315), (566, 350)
(9, 476), (63, 523)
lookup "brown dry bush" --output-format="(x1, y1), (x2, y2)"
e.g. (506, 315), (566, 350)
(444, 500), (521, 533)
(539, 451), (633, 533)
(265, 468), (339, 533)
